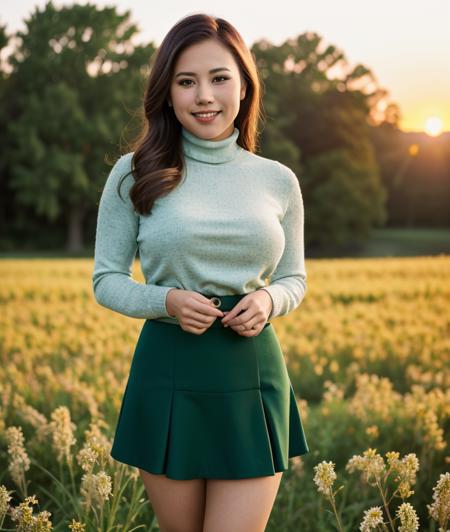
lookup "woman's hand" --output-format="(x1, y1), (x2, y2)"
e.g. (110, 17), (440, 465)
(165, 289), (224, 335)
(220, 289), (273, 336)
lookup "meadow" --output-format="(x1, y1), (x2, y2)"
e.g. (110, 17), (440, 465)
(0, 255), (449, 531)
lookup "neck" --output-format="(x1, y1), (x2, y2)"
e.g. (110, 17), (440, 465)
(181, 126), (241, 164)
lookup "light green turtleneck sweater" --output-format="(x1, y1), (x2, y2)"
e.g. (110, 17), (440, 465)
(92, 126), (307, 324)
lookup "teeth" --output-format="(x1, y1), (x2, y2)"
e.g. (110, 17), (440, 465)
(194, 112), (219, 117)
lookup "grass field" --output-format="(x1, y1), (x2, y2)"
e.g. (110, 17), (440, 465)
(308, 227), (450, 258)
(0, 255), (449, 531)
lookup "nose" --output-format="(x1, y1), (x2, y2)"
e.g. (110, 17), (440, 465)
(196, 83), (214, 104)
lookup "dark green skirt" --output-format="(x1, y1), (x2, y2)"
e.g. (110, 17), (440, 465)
(110, 294), (309, 480)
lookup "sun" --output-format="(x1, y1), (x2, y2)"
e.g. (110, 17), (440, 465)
(424, 116), (443, 136)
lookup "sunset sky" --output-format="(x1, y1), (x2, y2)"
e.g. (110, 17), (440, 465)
(3, 0), (449, 134)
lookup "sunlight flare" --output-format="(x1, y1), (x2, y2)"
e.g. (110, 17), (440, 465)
(425, 116), (443, 136)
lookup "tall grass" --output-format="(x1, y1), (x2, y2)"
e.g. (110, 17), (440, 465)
(0, 256), (448, 530)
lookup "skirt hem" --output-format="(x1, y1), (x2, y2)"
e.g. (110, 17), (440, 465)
(110, 448), (310, 481)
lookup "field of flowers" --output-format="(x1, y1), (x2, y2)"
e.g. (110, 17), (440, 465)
(0, 255), (449, 531)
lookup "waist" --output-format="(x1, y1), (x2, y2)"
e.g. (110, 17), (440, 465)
(151, 293), (258, 328)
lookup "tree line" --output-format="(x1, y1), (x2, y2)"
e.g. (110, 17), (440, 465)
(0, 1), (449, 253)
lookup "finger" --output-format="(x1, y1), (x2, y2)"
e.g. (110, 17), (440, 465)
(192, 297), (224, 317)
(184, 311), (219, 327)
(230, 322), (260, 336)
(230, 314), (262, 330)
(188, 315), (216, 327)
(221, 306), (246, 324)
(232, 320), (258, 331)
(184, 325), (208, 335)
(242, 317), (261, 331)
(189, 306), (223, 324)
(223, 309), (252, 327)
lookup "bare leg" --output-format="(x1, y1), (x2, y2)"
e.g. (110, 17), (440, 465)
(139, 469), (206, 532)
(202, 472), (283, 532)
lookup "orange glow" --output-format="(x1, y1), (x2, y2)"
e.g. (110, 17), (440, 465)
(408, 144), (419, 156)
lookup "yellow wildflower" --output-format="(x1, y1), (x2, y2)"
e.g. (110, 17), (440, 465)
(0, 485), (13, 521)
(428, 472), (450, 531)
(48, 406), (76, 465)
(68, 518), (87, 531)
(346, 448), (385, 486)
(5, 426), (30, 489)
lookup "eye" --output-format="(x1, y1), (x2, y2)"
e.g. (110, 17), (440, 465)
(178, 76), (229, 87)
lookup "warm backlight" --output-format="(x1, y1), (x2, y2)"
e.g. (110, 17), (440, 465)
(424, 116), (443, 136)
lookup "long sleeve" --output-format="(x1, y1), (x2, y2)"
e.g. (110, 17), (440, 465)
(92, 153), (176, 319)
(259, 163), (307, 319)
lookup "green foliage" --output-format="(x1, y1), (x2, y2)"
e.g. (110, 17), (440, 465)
(252, 32), (387, 248)
(2, 1), (155, 251)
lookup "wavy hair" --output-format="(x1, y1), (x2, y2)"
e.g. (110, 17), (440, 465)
(115, 12), (264, 215)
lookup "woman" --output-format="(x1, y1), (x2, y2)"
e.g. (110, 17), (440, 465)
(92, 12), (309, 532)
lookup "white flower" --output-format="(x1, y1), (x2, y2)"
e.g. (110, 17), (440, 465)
(359, 506), (384, 531)
(313, 461), (336, 496)
(396, 502), (419, 532)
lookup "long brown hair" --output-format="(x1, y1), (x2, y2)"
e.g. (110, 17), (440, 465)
(116, 13), (264, 215)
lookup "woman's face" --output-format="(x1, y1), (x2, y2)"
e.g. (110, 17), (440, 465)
(169, 39), (247, 141)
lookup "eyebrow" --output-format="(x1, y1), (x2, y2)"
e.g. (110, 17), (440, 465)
(175, 67), (231, 78)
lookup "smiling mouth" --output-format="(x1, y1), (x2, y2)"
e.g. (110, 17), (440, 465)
(192, 111), (222, 116)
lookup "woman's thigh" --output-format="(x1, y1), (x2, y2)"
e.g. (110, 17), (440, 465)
(139, 469), (206, 532)
(202, 472), (283, 532)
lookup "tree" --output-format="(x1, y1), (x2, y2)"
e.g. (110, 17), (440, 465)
(252, 32), (387, 248)
(0, 21), (14, 247)
(4, 1), (155, 252)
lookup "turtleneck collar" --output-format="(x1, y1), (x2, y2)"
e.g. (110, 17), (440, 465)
(181, 126), (241, 164)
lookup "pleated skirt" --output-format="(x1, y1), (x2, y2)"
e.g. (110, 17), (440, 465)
(110, 294), (309, 480)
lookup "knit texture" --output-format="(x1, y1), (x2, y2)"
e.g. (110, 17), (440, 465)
(92, 125), (307, 324)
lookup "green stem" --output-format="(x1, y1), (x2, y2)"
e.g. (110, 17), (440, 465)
(386, 486), (400, 506)
(59, 461), (66, 507)
(99, 502), (104, 532)
(328, 491), (344, 532)
(17, 470), (27, 499)
(376, 479), (395, 532)
(106, 466), (125, 531)
(122, 476), (147, 531)
(68, 460), (77, 500)
(90, 499), (99, 527)
(31, 459), (80, 515)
